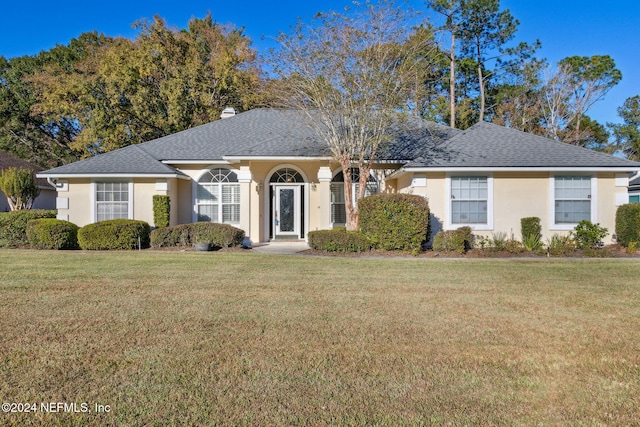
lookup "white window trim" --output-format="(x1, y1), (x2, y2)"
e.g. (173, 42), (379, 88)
(549, 175), (597, 230)
(91, 181), (133, 223)
(192, 166), (241, 225)
(445, 173), (494, 231)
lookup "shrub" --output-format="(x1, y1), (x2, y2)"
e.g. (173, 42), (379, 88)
(26, 218), (79, 250)
(78, 219), (151, 250)
(491, 231), (508, 251)
(521, 217), (541, 241)
(504, 239), (525, 254)
(615, 203), (640, 247)
(0, 209), (57, 247)
(308, 228), (371, 252)
(546, 233), (576, 256)
(152, 195), (171, 228)
(150, 222), (245, 249)
(522, 233), (543, 252)
(359, 193), (429, 254)
(573, 220), (608, 249)
(432, 227), (472, 254)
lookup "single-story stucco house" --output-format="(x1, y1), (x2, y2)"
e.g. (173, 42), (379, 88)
(38, 108), (640, 244)
(1, 151), (56, 212)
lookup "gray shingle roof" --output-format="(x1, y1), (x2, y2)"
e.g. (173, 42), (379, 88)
(39, 110), (640, 177)
(41, 145), (186, 176)
(408, 121), (640, 169)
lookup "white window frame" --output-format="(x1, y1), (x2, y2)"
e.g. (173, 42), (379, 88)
(550, 175), (597, 230)
(91, 181), (133, 222)
(194, 167), (241, 225)
(445, 174), (494, 231)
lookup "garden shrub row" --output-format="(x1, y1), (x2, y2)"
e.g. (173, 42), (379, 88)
(308, 228), (371, 252)
(0, 209), (57, 247)
(150, 222), (245, 249)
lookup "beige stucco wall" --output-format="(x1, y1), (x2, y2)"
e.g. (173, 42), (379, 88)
(57, 166), (629, 245)
(55, 178), (177, 228)
(396, 171), (628, 244)
(171, 161), (334, 243)
(55, 178), (92, 226)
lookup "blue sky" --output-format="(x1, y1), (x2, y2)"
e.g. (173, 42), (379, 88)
(1, 0), (638, 126)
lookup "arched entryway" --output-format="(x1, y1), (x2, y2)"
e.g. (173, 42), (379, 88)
(268, 167), (307, 240)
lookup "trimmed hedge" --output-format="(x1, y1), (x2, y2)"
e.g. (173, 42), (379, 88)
(150, 222), (245, 249)
(521, 217), (541, 241)
(432, 226), (473, 254)
(0, 209), (57, 247)
(308, 228), (371, 252)
(78, 219), (151, 250)
(26, 218), (79, 250)
(359, 193), (430, 254)
(153, 195), (171, 228)
(616, 203), (640, 247)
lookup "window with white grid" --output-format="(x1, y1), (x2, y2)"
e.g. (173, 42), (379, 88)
(96, 182), (129, 221)
(451, 176), (488, 224)
(196, 168), (240, 224)
(554, 176), (592, 224)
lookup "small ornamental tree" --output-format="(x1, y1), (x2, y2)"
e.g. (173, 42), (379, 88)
(0, 167), (40, 210)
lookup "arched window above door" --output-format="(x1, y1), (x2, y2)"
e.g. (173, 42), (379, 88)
(270, 168), (304, 183)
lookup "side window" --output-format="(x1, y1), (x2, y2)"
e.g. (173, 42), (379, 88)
(196, 168), (240, 224)
(450, 176), (488, 225)
(96, 182), (129, 221)
(554, 176), (592, 224)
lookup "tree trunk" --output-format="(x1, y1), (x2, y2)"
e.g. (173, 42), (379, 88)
(341, 162), (359, 231)
(449, 33), (456, 128)
(344, 174), (358, 231)
(477, 45), (485, 122)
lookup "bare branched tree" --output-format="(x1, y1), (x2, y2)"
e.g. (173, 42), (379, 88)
(267, 1), (438, 230)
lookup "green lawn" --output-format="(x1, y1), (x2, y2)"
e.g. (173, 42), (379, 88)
(1, 250), (639, 426)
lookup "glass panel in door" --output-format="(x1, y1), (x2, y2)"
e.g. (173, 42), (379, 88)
(279, 188), (295, 232)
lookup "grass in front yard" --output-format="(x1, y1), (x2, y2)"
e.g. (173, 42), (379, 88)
(1, 250), (639, 425)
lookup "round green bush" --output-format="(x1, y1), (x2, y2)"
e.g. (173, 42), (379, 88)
(432, 227), (472, 254)
(26, 218), (79, 250)
(359, 193), (430, 254)
(78, 219), (151, 250)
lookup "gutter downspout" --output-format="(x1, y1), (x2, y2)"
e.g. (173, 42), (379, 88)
(46, 177), (65, 189)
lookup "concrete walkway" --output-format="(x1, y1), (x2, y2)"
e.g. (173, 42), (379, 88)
(251, 241), (310, 255)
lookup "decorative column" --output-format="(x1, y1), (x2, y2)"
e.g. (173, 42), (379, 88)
(237, 167), (252, 239)
(316, 166), (333, 230)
